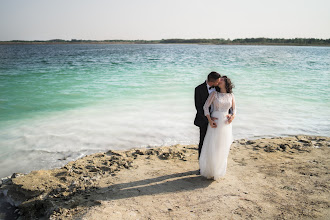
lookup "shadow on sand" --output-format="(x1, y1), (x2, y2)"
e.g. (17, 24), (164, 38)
(92, 170), (213, 201)
(16, 170), (213, 219)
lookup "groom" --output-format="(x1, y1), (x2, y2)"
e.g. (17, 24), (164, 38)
(194, 71), (221, 160)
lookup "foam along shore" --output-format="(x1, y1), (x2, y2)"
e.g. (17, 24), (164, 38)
(0, 135), (329, 219)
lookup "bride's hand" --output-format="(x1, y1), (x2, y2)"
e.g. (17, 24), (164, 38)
(226, 114), (235, 124)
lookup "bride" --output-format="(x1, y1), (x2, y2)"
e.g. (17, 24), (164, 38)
(199, 76), (236, 180)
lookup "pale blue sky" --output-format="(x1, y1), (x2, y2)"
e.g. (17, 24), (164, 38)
(0, 0), (329, 40)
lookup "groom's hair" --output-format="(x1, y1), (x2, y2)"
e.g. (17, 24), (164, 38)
(207, 71), (221, 82)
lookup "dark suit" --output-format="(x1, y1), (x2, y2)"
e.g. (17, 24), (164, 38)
(194, 81), (210, 159)
(194, 81), (232, 159)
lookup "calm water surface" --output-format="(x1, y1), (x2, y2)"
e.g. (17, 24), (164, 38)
(0, 44), (329, 177)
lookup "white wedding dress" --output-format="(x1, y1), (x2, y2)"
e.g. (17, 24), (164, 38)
(199, 91), (236, 180)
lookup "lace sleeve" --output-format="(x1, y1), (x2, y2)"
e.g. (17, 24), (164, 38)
(203, 91), (216, 116)
(232, 93), (236, 115)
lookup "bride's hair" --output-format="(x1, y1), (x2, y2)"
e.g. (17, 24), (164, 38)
(222, 76), (234, 93)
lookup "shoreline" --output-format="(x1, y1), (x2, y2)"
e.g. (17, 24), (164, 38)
(0, 134), (329, 219)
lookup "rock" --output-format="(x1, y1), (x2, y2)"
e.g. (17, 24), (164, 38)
(1, 177), (12, 185)
(264, 144), (278, 152)
(279, 144), (288, 151)
(246, 140), (256, 145)
(105, 150), (123, 157)
(291, 143), (310, 152)
(11, 173), (25, 179)
(159, 152), (171, 160)
(91, 176), (100, 181)
(58, 156), (67, 160)
(239, 139), (247, 144)
(85, 165), (99, 172)
(145, 149), (155, 155)
(134, 149), (145, 155)
(299, 139), (311, 144)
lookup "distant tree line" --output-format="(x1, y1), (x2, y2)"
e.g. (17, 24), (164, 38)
(159, 38), (330, 45)
(2, 38), (330, 46)
(159, 38), (230, 44)
(231, 38), (330, 45)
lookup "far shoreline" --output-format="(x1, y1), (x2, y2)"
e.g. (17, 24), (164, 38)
(1, 42), (330, 47)
(1, 37), (329, 47)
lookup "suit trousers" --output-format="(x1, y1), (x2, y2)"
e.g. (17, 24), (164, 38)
(198, 124), (208, 160)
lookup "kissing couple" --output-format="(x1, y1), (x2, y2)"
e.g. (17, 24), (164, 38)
(194, 71), (236, 180)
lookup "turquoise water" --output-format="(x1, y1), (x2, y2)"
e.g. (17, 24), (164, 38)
(0, 44), (329, 178)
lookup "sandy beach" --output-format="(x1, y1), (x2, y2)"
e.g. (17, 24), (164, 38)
(0, 135), (329, 219)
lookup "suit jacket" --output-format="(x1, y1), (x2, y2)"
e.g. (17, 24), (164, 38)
(194, 81), (210, 127)
(194, 81), (233, 127)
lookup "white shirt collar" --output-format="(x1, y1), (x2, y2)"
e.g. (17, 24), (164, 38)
(206, 79), (215, 94)
(206, 79), (211, 89)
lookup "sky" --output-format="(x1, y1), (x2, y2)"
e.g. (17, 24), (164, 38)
(0, 0), (329, 41)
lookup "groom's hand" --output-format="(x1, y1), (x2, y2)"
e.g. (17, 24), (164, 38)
(209, 120), (217, 128)
(211, 117), (218, 121)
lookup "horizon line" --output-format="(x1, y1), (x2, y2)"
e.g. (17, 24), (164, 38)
(1, 37), (330, 42)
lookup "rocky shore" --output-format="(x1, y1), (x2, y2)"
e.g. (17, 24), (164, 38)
(0, 135), (329, 219)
